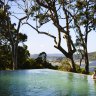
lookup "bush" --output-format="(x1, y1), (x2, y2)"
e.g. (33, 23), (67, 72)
(58, 59), (72, 71)
(57, 59), (87, 74)
(21, 58), (36, 69)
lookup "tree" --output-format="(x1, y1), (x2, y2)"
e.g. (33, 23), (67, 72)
(35, 52), (56, 69)
(11, 0), (76, 72)
(38, 52), (47, 63)
(71, 0), (96, 73)
(0, 3), (27, 70)
(0, 0), (29, 69)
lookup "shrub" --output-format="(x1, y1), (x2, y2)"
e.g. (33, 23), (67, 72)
(58, 59), (72, 71)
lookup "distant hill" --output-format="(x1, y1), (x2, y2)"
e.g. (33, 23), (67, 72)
(88, 52), (96, 60)
(30, 54), (38, 59)
(30, 51), (96, 61)
(30, 53), (64, 58)
(30, 53), (64, 61)
(74, 51), (96, 60)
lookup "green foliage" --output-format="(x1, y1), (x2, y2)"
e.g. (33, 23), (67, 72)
(0, 45), (12, 70)
(76, 0), (87, 10)
(17, 45), (30, 69)
(57, 58), (87, 74)
(36, 13), (49, 26)
(58, 59), (72, 71)
(0, 44), (30, 70)
(16, 51), (57, 70)
(18, 33), (27, 43)
(34, 52), (57, 69)
(31, 6), (40, 11)
(38, 52), (47, 62)
(21, 58), (37, 69)
(75, 0), (96, 30)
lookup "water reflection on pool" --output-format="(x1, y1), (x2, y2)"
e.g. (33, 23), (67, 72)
(0, 69), (96, 96)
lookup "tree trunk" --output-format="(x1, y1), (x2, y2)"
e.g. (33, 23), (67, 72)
(12, 44), (17, 70)
(69, 55), (76, 72)
(66, 36), (76, 72)
(84, 32), (89, 74)
(11, 45), (15, 70)
(11, 44), (14, 70)
(15, 43), (18, 69)
(84, 48), (89, 74)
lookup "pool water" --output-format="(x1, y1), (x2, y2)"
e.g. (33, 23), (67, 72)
(0, 69), (96, 96)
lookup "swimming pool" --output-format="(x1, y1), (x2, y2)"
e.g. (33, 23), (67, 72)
(0, 69), (96, 96)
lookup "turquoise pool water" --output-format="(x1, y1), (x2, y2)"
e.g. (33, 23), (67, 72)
(0, 69), (96, 96)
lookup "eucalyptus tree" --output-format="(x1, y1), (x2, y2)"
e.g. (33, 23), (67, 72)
(0, 0), (28, 69)
(70, 0), (96, 73)
(13, 0), (76, 72)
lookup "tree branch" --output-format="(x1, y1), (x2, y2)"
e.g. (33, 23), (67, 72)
(36, 0), (49, 9)
(57, 30), (61, 47)
(54, 45), (68, 57)
(22, 22), (57, 44)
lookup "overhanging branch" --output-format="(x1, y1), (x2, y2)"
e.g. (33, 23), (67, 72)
(22, 22), (57, 44)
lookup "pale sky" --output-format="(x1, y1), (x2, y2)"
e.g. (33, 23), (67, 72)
(9, 1), (96, 55)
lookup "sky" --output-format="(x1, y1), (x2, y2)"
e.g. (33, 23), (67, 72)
(9, 1), (96, 55)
